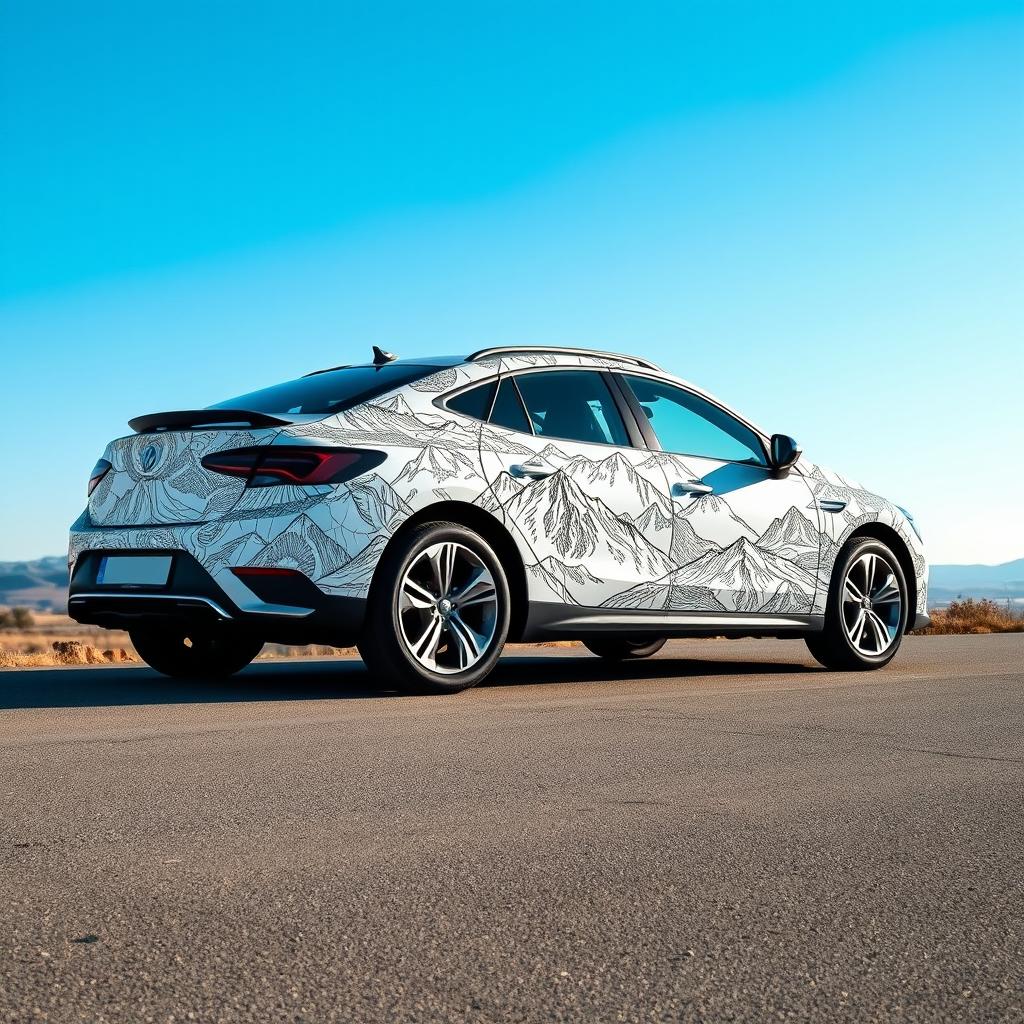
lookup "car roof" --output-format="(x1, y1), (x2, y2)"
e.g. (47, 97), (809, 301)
(304, 347), (771, 442)
(304, 354), (465, 376)
(306, 346), (659, 376)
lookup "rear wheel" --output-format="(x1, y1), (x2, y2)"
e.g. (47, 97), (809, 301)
(357, 522), (511, 693)
(805, 537), (908, 671)
(583, 637), (666, 660)
(129, 627), (263, 679)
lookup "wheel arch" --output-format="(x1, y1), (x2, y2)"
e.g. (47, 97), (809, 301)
(844, 522), (917, 632)
(374, 501), (530, 642)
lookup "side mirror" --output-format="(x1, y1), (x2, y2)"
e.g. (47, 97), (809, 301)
(770, 433), (802, 474)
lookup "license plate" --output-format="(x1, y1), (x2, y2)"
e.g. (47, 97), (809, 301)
(97, 555), (173, 587)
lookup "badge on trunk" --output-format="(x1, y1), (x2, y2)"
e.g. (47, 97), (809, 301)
(136, 442), (164, 475)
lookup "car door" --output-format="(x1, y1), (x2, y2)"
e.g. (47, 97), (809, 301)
(476, 366), (676, 608)
(613, 373), (824, 615)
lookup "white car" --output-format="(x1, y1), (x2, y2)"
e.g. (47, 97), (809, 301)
(69, 346), (928, 692)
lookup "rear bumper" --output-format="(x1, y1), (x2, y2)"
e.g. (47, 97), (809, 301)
(68, 550), (366, 645)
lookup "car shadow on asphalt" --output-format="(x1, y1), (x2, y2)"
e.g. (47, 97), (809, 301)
(0, 651), (817, 711)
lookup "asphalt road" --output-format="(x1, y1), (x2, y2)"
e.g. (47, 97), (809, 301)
(2, 635), (1022, 1023)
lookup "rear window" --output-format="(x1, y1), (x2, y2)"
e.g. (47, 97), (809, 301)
(446, 381), (497, 421)
(210, 363), (443, 415)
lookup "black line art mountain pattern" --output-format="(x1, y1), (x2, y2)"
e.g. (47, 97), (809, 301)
(70, 350), (927, 627)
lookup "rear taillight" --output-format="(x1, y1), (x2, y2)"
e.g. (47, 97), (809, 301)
(88, 458), (112, 496)
(201, 447), (385, 487)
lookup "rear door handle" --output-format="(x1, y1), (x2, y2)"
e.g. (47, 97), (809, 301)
(509, 460), (554, 480)
(671, 479), (713, 498)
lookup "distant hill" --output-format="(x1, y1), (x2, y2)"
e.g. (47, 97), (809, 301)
(0, 555), (68, 610)
(928, 557), (1024, 606)
(1, 552), (1021, 613)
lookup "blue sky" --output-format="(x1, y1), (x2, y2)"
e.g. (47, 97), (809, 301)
(1, 1), (1022, 563)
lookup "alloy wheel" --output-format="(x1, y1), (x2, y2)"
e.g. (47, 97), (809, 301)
(397, 541), (499, 674)
(841, 551), (903, 656)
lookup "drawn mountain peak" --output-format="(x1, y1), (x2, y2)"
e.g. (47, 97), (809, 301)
(758, 506), (820, 551)
(249, 513), (350, 577)
(502, 471), (674, 584)
(316, 401), (492, 453)
(478, 471), (524, 511)
(636, 451), (675, 469)
(539, 555), (604, 591)
(562, 452), (670, 517)
(342, 400), (428, 433)
(670, 514), (721, 566)
(347, 472), (412, 531)
(671, 536), (817, 603)
(377, 394), (417, 417)
(535, 443), (573, 465)
(602, 579), (725, 611)
(392, 445), (483, 491)
(638, 451), (698, 476)
(315, 535), (389, 594)
(475, 427), (536, 456)
(758, 579), (812, 615)
(675, 492), (759, 544)
(525, 561), (573, 603)
(598, 449), (633, 468)
(634, 501), (673, 534)
(523, 467), (585, 507)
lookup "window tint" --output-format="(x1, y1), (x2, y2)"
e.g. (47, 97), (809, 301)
(489, 377), (531, 433)
(514, 371), (630, 446)
(446, 381), (496, 421)
(210, 363), (445, 415)
(622, 375), (766, 465)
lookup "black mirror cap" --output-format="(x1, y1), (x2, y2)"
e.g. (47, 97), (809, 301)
(770, 434), (802, 474)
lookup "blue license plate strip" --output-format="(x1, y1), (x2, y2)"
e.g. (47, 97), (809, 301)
(97, 555), (173, 587)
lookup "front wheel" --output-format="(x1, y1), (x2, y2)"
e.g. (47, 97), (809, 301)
(583, 637), (666, 661)
(805, 537), (908, 671)
(357, 522), (511, 693)
(130, 627), (263, 679)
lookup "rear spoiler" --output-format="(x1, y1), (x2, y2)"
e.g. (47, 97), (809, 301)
(129, 409), (291, 434)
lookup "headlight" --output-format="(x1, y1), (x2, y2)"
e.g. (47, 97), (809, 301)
(896, 505), (922, 543)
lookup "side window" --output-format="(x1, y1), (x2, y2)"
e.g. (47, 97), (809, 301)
(489, 377), (531, 433)
(446, 381), (496, 421)
(514, 371), (630, 446)
(622, 375), (767, 465)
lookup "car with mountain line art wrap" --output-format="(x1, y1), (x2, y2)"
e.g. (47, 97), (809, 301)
(68, 345), (928, 692)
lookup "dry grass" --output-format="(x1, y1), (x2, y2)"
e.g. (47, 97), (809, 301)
(915, 599), (1024, 635)
(3, 598), (1021, 669)
(0, 607), (581, 669)
(2, 600), (1020, 670)
(1, 608), (138, 667)
(0, 641), (136, 668)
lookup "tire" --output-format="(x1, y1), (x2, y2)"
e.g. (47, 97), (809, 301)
(582, 637), (667, 660)
(805, 537), (909, 671)
(130, 627), (263, 679)
(357, 521), (511, 693)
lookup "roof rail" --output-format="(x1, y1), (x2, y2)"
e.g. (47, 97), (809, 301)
(467, 346), (661, 372)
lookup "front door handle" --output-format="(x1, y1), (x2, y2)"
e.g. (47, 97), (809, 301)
(509, 460), (554, 481)
(671, 479), (713, 498)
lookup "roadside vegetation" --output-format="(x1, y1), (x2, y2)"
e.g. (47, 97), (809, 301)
(915, 599), (1024, 635)
(0, 600), (1020, 669)
(0, 606), (34, 629)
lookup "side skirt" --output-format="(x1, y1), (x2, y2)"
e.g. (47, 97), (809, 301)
(520, 602), (825, 642)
